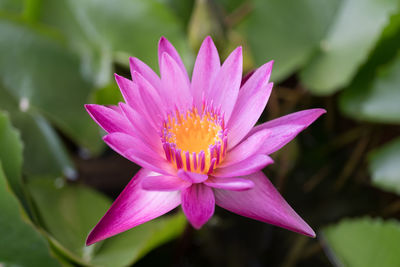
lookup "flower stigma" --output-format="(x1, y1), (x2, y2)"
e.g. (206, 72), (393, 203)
(161, 103), (227, 174)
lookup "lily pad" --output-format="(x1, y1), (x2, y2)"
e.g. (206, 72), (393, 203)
(0, 86), (75, 178)
(0, 111), (24, 201)
(39, 0), (191, 76)
(340, 53), (400, 123)
(368, 138), (400, 195)
(0, 17), (103, 154)
(0, 164), (59, 266)
(28, 177), (187, 266)
(0, 0), (23, 14)
(27, 177), (112, 264)
(91, 212), (186, 267)
(300, 0), (398, 95)
(322, 218), (400, 267)
(239, 0), (340, 81)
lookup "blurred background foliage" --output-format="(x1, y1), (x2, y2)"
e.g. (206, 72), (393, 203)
(0, 0), (399, 266)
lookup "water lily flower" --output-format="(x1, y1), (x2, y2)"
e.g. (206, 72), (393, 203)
(85, 36), (325, 245)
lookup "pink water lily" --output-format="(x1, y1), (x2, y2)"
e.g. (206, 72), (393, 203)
(85, 36), (325, 245)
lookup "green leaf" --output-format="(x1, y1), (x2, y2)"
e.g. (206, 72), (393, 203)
(339, 52), (400, 123)
(28, 177), (186, 266)
(91, 213), (186, 267)
(300, 0), (399, 95)
(239, 0), (340, 81)
(322, 218), (400, 267)
(0, 17), (103, 154)
(39, 0), (191, 77)
(0, 0), (24, 14)
(27, 177), (111, 264)
(0, 86), (76, 178)
(368, 138), (400, 195)
(0, 111), (24, 201)
(0, 165), (60, 266)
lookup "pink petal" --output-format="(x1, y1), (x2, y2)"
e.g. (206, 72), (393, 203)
(85, 104), (133, 134)
(209, 47), (242, 121)
(160, 52), (192, 110)
(248, 109), (326, 155)
(129, 57), (162, 93)
(213, 155), (274, 178)
(119, 103), (162, 153)
(158, 36), (189, 84)
(125, 149), (177, 176)
(241, 69), (255, 87)
(191, 36), (220, 109)
(177, 170), (208, 183)
(141, 172), (191, 191)
(214, 171), (315, 237)
(181, 183), (215, 229)
(114, 74), (143, 111)
(204, 177), (254, 191)
(86, 169), (181, 245)
(221, 129), (271, 167)
(132, 71), (166, 129)
(108, 104), (123, 115)
(104, 133), (176, 176)
(227, 61), (274, 149)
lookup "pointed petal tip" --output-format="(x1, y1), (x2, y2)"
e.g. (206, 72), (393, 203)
(128, 57), (139, 69)
(190, 221), (205, 229)
(266, 155), (274, 165)
(269, 59), (274, 67)
(128, 56), (137, 64)
(84, 104), (101, 116)
(309, 228), (317, 238)
(298, 223), (316, 238)
(203, 35), (215, 46)
(85, 233), (96, 246)
(235, 46), (243, 56)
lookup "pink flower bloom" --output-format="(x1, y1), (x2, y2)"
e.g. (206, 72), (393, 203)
(85, 36), (325, 246)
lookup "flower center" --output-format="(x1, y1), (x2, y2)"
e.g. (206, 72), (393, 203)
(161, 105), (227, 174)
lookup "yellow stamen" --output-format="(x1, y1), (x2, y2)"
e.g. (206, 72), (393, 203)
(162, 106), (226, 174)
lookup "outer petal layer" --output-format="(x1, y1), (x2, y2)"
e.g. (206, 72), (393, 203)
(248, 109), (326, 155)
(119, 103), (162, 153)
(85, 104), (133, 134)
(86, 169), (181, 245)
(221, 129), (271, 167)
(114, 74), (143, 111)
(227, 61), (273, 149)
(214, 171), (315, 237)
(141, 172), (191, 191)
(212, 155), (274, 178)
(104, 133), (176, 176)
(181, 183), (215, 229)
(204, 176), (254, 191)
